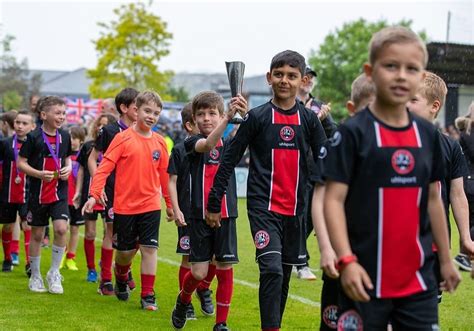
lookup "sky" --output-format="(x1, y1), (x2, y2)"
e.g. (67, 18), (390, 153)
(0, 0), (473, 77)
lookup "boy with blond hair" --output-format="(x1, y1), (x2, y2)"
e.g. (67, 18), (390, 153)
(346, 73), (376, 115)
(324, 27), (460, 329)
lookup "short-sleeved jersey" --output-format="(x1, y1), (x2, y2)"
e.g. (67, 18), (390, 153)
(167, 142), (191, 220)
(20, 128), (72, 205)
(324, 107), (445, 299)
(185, 135), (237, 220)
(94, 121), (126, 191)
(207, 101), (326, 216)
(89, 128), (171, 215)
(439, 133), (468, 219)
(67, 152), (80, 206)
(0, 136), (28, 204)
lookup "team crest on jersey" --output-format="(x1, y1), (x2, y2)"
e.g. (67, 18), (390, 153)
(254, 230), (270, 249)
(280, 126), (295, 142)
(152, 150), (161, 161)
(391, 149), (415, 175)
(209, 148), (220, 160)
(337, 310), (363, 331)
(108, 207), (114, 220)
(179, 236), (190, 250)
(322, 305), (338, 329)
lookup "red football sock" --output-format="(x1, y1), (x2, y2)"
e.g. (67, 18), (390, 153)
(114, 263), (131, 283)
(141, 273), (155, 297)
(179, 265), (190, 290)
(66, 252), (76, 259)
(24, 229), (31, 263)
(216, 268), (234, 324)
(2, 229), (12, 261)
(84, 238), (95, 269)
(197, 263), (216, 291)
(11, 240), (19, 254)
(101, 247), (114, 281)
(180, 271), (202, 304)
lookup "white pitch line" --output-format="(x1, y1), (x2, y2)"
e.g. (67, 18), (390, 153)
(79, 233), (320, 307)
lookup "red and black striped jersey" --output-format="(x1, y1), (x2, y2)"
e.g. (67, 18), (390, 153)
(67, 152), (80, 206)
(0, 136), (28, 204)
(208, 101), (326, 216)
(167, 142), (191, 220)
(19, 128), (72, 205)
(185, 135), (237, 220)
(324, 107), (445, 299)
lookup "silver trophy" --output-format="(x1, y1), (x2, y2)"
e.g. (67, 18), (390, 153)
(225, 61), (245, 124)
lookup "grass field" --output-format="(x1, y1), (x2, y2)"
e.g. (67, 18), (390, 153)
(0, 198), (473, 330)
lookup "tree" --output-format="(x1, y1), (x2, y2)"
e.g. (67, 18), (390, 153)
(88, 2), (173, 99)
(308, 19), (426, 121)
(0, 33), (41, 111)
(166, 86), (189, 102)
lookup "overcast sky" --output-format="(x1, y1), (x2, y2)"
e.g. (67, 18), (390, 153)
(1, 0), (472, 77)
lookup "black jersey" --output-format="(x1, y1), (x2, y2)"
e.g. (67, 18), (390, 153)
(324, 107), (445, 299)
(207, 101), (326, 216)
(0, 136), (28, 204)
(439, 132), (468, 219)
(94, 121), (127, 192)
(19, 127), (72, 204)
(77, 140), (103, 208)
(167, 142), (191, 220)
(185, 135), (237, 220)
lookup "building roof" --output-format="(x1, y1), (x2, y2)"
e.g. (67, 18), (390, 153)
(427, 42), (474, 85)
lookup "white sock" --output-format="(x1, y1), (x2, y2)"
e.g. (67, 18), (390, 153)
(50, 244), (65, 272)
(29, 256), (41, 277)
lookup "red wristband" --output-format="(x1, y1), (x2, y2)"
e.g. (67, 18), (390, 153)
(336, 254), (358, 272)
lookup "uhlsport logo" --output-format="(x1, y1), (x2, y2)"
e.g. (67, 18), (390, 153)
(280, 126), (295, 142)
(209, 148), (220, 160)
(322, 305), (338, 329)
(179, 236), (190, 250)
(108, 207), (114, 220)
(254, 230), (270, 249)
(337, 310), (363, 331)
(391, 149), (415, 175)
(152, 150), (161, 161)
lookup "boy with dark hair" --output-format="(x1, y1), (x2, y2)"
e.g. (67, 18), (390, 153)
(324, 27), (460, 329)
(18, 96), (73, 294)
(84, 90), (173, 310)
(0, 111), (35, 272)
(74, 113), (116, 282)
(171, 91), (247, 331)
(206, 50), (327, 331)
(88, 87), (138, 295)
(60, 126), (86, 271)
(168, 103), (216, 320)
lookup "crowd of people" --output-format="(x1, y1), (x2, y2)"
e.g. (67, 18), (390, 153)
(1, 25), (474, 331)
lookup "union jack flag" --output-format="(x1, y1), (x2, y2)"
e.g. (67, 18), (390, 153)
(64, 98), (103, 124)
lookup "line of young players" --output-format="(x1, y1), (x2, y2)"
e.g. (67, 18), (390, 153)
(2, 25), (473, 331)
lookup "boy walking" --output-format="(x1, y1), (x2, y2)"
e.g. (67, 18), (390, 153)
(324, 27), (460, 329)
(171, 91), (247, 330)
(83, 90), (173, 311)
(206, 51), (327, 331)
(18, 96), (73, 294)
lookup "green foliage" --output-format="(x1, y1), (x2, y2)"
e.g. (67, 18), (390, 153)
(88, 2), (173, 99)
(0, 33), (41, 111)
(308, 18), (425, 122)
(166, 85), (190, 102)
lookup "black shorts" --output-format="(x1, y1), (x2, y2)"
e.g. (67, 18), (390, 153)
(337, 287), (438, 330)
(27, 200), (70, 227)
(83, 210), (106, 221)
(104, 185), (114, 223)
(113, 210), (160, 251)
(69, 205), (85, 226)
(176, 225), (191, 255)
(320, 274), (340, 331)
(248, 208), (307, 266)
(189, 217), (238, 264)
(0, 202), (28, 224)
